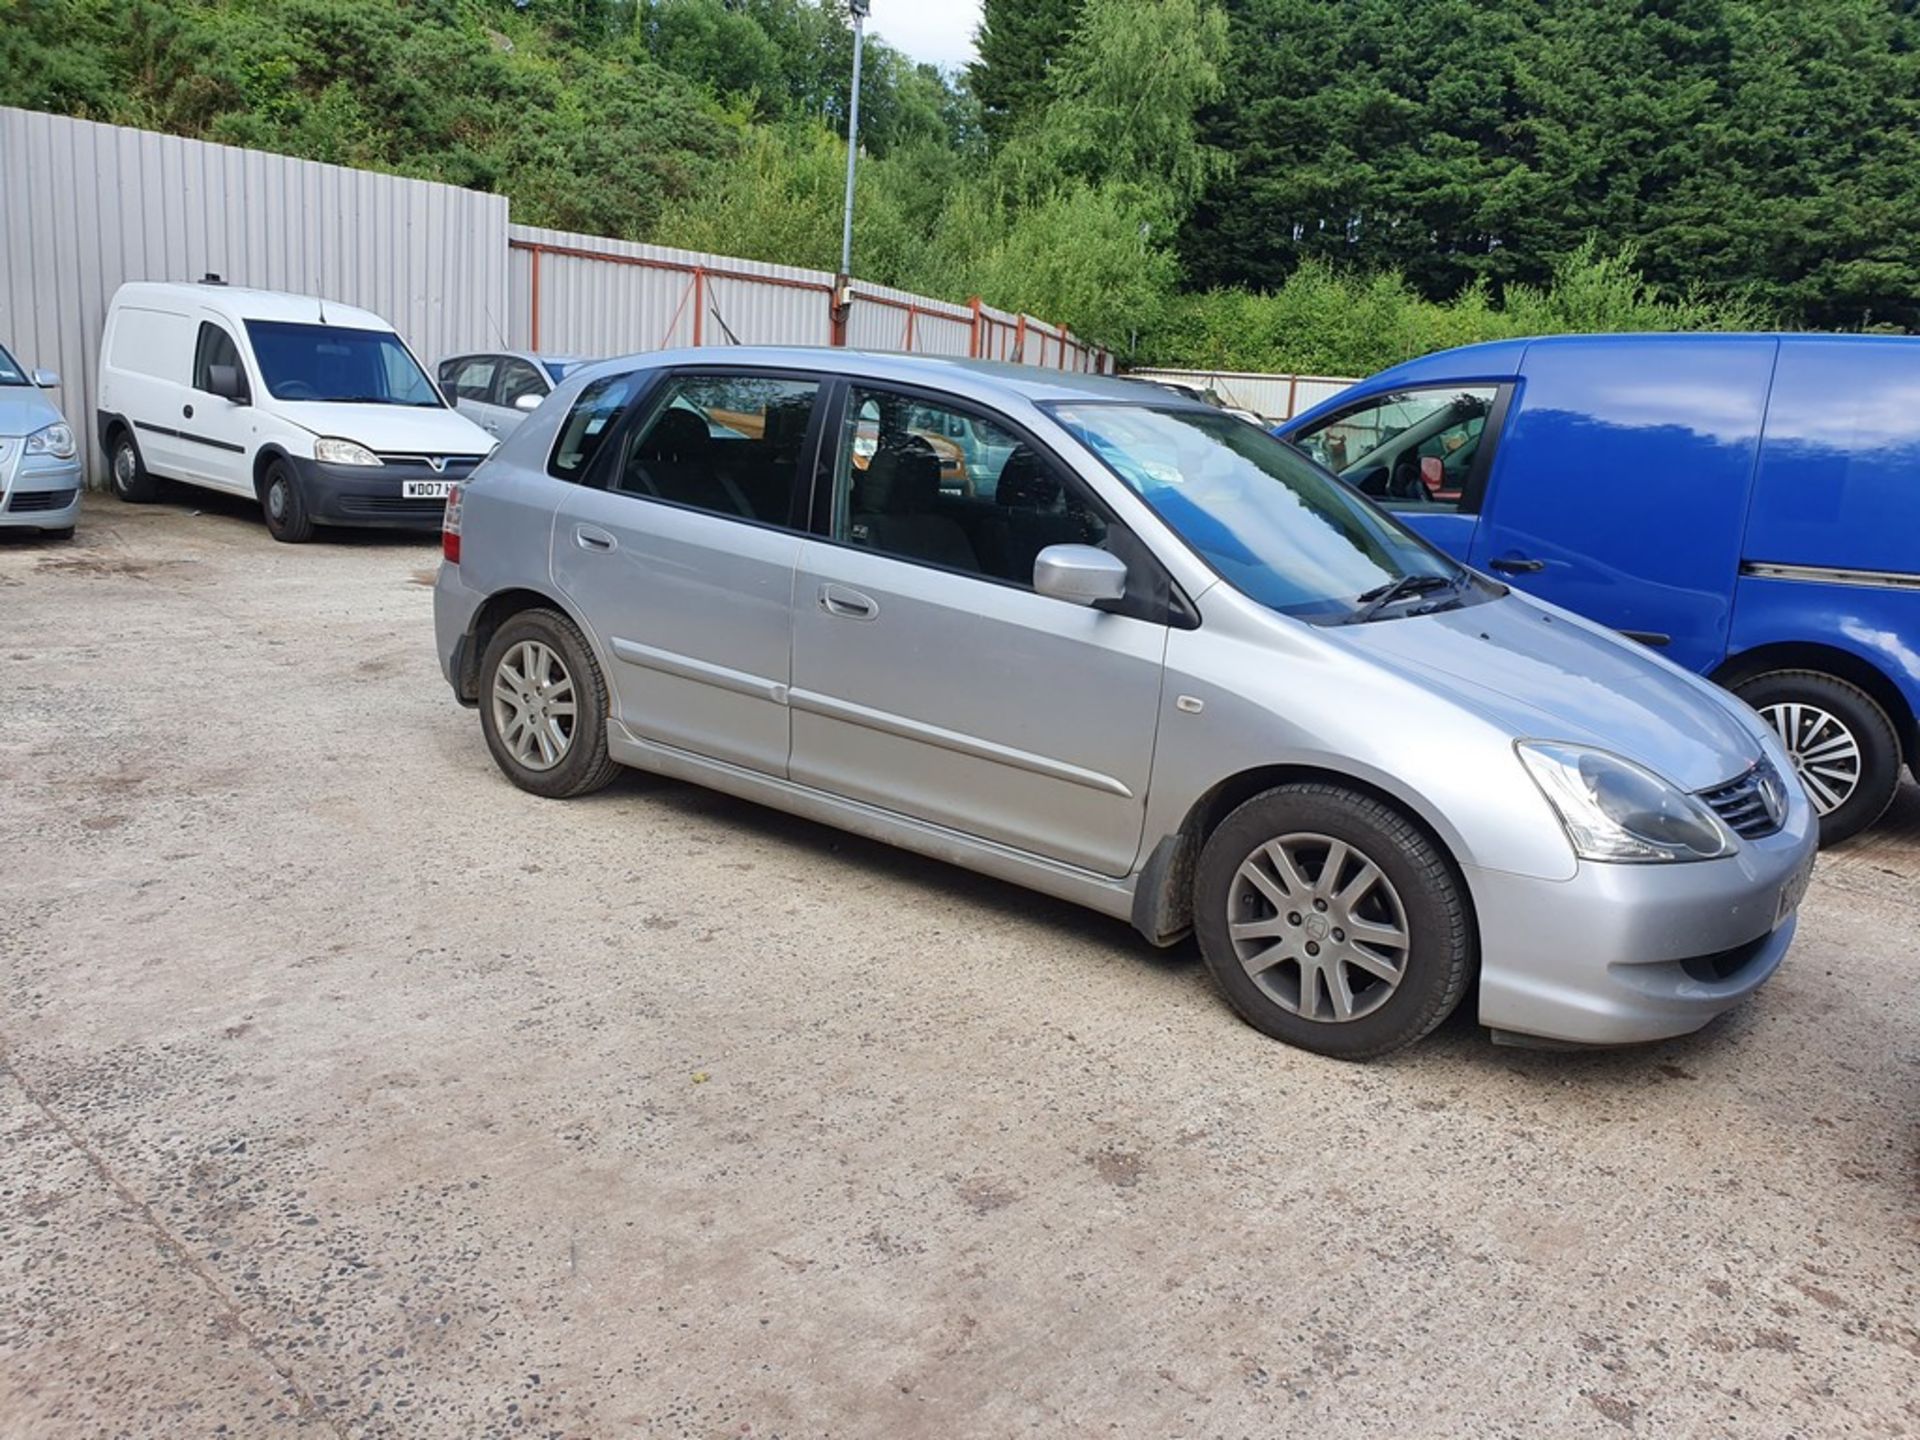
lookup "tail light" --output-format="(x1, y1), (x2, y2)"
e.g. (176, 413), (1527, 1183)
(442, 482), (463, 565)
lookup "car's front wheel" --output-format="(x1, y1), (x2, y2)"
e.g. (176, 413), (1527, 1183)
(260, 459), (314, 544)
(478, 609), (622, 800)
(1194, 783), (1473, 1060)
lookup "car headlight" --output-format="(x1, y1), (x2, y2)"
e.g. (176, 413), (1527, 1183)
(1517, 741), (1734, 862)
(24, 422), (75, 460)
(314, 437), (382, 466)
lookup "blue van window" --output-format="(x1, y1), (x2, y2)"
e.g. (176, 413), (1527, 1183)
(1291, 387), (1496, 513)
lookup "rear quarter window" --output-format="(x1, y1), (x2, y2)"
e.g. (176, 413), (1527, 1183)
(550, 371), (645, 482)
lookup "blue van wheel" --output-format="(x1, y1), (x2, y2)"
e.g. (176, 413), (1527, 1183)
(1736, 670), (1901, 846)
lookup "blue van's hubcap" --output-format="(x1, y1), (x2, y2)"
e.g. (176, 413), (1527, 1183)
(1761, 702), (1861, 815)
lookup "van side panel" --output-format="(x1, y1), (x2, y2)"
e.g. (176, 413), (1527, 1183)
(1467, 336), (1777, 675)
(108, 306), (193, 381)
(1742, 336), (1920, 577)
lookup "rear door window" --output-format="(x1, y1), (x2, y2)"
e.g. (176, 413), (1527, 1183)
(611, 374), (819, 527)
(1291, 386), (1500, 512)
(443, 356), (498, 403)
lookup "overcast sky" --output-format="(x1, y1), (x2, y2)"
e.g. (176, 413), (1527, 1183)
(869, 0), (983, 72)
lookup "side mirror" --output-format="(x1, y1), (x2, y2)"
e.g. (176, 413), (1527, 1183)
(1033, 543), (1127, 607)
(31, 368), (59, 388)
(207, 363), (249, 404)
(513, 392), (542, 413)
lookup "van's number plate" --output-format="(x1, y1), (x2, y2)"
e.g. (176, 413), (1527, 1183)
(402, 480), (453, 500)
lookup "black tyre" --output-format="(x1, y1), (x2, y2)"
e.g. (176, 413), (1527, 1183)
(477, 608), (622, 800)
(1194, 783), (1473, 1060)
(1734, 670), (1902, 846)
(259, 458), (314, 544)
(108, 428), (160, 503)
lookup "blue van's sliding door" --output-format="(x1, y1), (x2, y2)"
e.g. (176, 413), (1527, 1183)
(1467, 336), (1778, 675)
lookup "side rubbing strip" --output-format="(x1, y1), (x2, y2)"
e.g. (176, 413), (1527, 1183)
(1741, 561), (1920, 593)
(611, 637), (788, 705)
(787, 687), (1134, 798)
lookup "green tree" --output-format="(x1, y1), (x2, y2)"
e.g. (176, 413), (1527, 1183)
(968, 0), (1082, 142)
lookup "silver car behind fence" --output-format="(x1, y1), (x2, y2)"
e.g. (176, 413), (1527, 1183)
(433, 349), (1817, 1060)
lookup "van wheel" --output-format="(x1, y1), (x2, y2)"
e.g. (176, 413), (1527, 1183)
(1735, 670), (1901, 845)
(260, 459), (314, 544)
(1193, 783), (1473, 1061)
(109, 430), (159, 503)
(478, 609), (622, 800)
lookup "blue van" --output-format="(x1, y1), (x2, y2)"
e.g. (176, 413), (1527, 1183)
(1279, 334), (1920, 844)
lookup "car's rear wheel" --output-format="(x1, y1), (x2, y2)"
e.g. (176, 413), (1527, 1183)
(1735, 670), (1901, 846)
(260, 459), (314, 544)
(478, 609), (621, 799)
(109, 429), (159, 503)
(1194, 783), (1473, 1060)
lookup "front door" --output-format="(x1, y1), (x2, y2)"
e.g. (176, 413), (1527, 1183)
(550, 369), (824, 776)
(788, 384), (1167, 878)
(184, 317), (256, 493)
(1465, 338), (1777, 672)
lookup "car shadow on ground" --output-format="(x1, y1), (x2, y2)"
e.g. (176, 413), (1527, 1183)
(112, 483), (443, 548)
(580, 766), (1826, 1081)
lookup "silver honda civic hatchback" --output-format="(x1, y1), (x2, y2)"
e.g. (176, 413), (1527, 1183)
(434, 349), (1817, 1060)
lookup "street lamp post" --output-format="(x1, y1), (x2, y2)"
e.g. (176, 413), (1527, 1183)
(834, 0), (869, 344)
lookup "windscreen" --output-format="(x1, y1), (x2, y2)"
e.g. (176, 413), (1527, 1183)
(0, 345), (25, 386)
(244, 321), (442, 406)
(1052, 403), (1476, 623)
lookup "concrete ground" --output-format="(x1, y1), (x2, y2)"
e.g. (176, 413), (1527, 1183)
(1, 498), (1915, 1440)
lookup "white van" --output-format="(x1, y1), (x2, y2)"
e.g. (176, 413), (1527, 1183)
(96, 279), (495, 542)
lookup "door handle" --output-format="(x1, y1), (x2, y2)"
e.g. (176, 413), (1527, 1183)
(1488, 554), (1545, 574)
(574, 524), (616, 553)
(819, 584), (878, 620)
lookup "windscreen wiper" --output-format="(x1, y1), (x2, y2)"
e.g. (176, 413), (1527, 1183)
(1350, 572), (1459, 623)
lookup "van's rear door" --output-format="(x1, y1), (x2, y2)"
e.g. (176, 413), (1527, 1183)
(1466, 336), (1778, 674)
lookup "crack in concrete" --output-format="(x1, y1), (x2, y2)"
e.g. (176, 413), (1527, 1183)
(0, 1042), (349, 1439)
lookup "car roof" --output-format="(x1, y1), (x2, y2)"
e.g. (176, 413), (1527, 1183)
(564, 347), (1200, 411)
(112, 281), (395, 332)
(442, 349), (585, 368)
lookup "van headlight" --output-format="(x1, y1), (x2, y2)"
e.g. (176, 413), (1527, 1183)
(314, 437), (382, 466)
(24, 422), (75, 460)
(1517, 741), (1734, 862)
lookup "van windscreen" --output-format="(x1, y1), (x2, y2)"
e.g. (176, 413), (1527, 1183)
(244, 321), (442, 407)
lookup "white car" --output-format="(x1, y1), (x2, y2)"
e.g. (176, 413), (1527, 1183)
(437, 349), (586, 440)
(0, 341), (81, 539)
(96, 279), (496, 543)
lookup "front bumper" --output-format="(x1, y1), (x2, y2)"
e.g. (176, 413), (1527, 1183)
(288, 456), (474, 531)
(1468, 806), (1818, 1046)
(0, 453), (82, 529)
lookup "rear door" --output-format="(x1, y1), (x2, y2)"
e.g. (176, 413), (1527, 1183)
(550, 368), (822, 777)
(440, 355), (502, 436)
(1466, 337), (1778, 673)
(787, 382), (1168, 878)
(1283, 383), (1508, 559)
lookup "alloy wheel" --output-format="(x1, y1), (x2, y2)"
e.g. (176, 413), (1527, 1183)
(1760, 701), (1861, 815)
(1227, 832), (1411, 1024)
(491, 639), (578, 772)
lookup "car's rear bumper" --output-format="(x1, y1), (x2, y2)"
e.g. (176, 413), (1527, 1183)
(434, 559), (488, 702)
(289, 456), (471, 530)
(1467, 806), (1818, 1046)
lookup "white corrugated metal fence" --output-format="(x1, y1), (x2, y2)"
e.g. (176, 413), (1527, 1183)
(0, 106), (1114, 485)
(0, 107), (510, 478)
